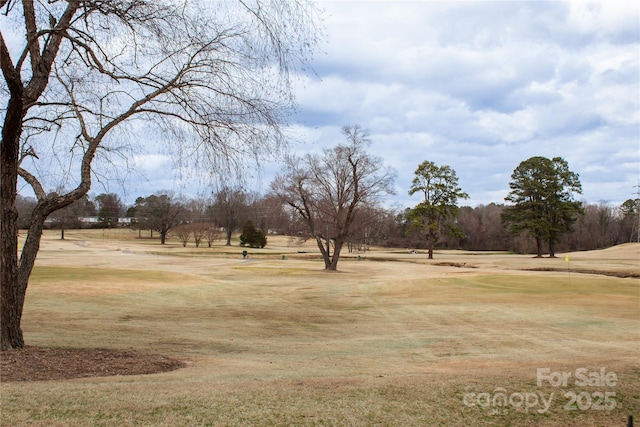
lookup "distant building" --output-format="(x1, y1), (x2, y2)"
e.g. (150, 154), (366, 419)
(44, 216), (132, 228)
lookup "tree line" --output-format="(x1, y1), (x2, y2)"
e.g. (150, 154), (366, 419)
(16, 158), (638, 259)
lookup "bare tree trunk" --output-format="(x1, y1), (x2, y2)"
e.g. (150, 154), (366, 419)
(12, 208), (48, 343)
(0, 211), (23, 349)
(3, 120), (100, 349)
(314, 234), (344, 271)
(535, 236), (543, 258)
(427, 229), (436, 259)
(1, 0), (80, 349)
(2, 190), (91, 350)
(315, 235), (332, 269)
(328, 240), (344, 270)
(1, 204), (49, 349)
(0, 90), (25, 351)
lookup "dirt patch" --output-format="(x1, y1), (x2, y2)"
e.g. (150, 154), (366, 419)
(0, 347), (185, 382)
(433, 261), (478, 268)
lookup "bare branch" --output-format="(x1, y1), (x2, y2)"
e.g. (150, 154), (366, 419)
(1, 0), (322, 349)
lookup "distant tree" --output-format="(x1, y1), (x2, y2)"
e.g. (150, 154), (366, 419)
(125, 206), (137, 218)
(395, 208), (412, 239)
(407, 161), (469, 259)
(239, 220), (267, 248)
(252, 193), (291, 235)
(134, 194), (184, 244)
(382, 207), (424, 249)
(95, 193), (125, 228)
(49, 193), (96, 238)
(204, 225), (223, 248)
(619, 198), (639, 243)
(272, 125), (395, 270)
(78, 195), (98, 217)
(346, 205), (391, 252)
(595, 201), (615, 248)
(502, 156), (583, 257)
(209, 187), (249, 246)
(15, 195), (37, 229)
(47, 191), (77, 238)
(173, 224), (193, 247)
(192, 224), (206, 248)
(454, 204), (511, 251)
(183, 197), (211, 248)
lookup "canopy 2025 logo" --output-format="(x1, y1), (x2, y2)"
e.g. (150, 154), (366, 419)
(537, 367), (617, 411)
(462, 367), (618, 415)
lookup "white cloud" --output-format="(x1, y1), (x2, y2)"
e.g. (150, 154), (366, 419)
(290, 0), (639, 207)
(16, 1), (636, 207)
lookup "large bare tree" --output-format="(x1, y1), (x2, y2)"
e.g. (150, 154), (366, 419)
(0, 0), (321, 350)
(272, 125), (395, 270)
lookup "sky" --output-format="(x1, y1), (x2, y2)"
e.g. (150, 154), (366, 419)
(273, 0), (639, 210)
(12, 0), (640, 209)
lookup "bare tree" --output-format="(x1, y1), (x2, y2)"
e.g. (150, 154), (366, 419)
(48, 192), (95, 238)
(184, 196), (210, 247)
(272, 125), (395, 270)
(454, 204), (511, 251)
(209, 186), (249, 246)
(134, 194), (184, 245)
(255, 193), (292, 234)
(346, 205), (393, 252)
(192, 224), (206, 248)
(204, 224), (223, 248)
(172, 224), (193, 247)
(1, 0), (321, 349)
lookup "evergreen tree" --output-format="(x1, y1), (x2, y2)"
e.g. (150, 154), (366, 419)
(502, 156), (583, 257)
(240, 220), (267, 248)
(407, 161), (469, 259)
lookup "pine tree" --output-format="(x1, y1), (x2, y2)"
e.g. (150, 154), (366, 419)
(502, 156), (583, 257)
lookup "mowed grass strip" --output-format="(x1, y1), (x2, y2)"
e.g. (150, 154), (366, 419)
(2, 237), (639, 426)
(29, 266), (201, 292)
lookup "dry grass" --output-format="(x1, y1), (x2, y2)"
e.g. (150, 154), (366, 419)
(2, 230), (639, 426)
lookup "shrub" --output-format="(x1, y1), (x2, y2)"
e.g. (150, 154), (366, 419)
(239, 220), (267, 248)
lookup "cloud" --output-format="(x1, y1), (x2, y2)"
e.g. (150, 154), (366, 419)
(289, 0), (639, 208)
(15, 1), (636, 208)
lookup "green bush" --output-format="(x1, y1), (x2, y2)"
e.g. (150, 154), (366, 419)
(239, 220), (267, 248)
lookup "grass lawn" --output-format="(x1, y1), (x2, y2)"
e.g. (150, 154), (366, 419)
(1, 230), (639, 426)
